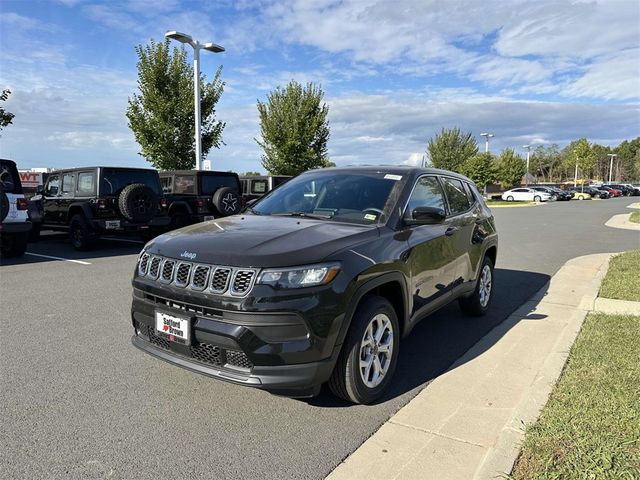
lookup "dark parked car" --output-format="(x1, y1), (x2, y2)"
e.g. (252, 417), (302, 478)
(159, 171), (242, 230)
(0, 159), (32, 257)
(569, 186), (609, 199)
(597, 186), (622, 197)
(30, 166), (170, 249)
(240, 175), (291, 203)
(605, 184), (637, 196)
(131, 166), (498, 404)
(530, 186), (571, 201)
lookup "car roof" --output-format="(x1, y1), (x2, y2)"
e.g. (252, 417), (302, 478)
(48, 166), (157, 173)
(159, 170), (238, 176)
(311, 165), (473, 182)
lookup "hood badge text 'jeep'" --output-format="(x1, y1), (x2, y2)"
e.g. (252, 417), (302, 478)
(180, 251), (197, 260)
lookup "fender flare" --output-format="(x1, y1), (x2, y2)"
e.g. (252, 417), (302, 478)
(168, 201), (193, 216)
(336, 271), (410, 349)
(66, 202), (94, 223)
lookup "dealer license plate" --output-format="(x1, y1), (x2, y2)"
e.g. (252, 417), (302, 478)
(155, 311), (190, 343)
(105, 220), (121, 229)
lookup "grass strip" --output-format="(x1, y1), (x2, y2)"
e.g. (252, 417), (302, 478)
(630, 211), (640, 224)
(599, 250), (640, 302)
(510, 313), (640, 479)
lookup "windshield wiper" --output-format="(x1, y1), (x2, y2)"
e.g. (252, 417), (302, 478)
(271, 211), (333, 220)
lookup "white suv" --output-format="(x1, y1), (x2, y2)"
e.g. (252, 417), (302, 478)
(0, 159), (31, 257)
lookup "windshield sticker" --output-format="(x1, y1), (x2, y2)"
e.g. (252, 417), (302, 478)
(384, 174), (402, 181)
(364, 214), (377, 221)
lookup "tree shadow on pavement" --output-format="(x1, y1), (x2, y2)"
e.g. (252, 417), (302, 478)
(307, 268), (551, 407)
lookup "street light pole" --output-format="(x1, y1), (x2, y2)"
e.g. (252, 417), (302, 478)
(165, 31), (225, 171)
(480, 132), (494, 153)
(607, 154), (617, 183)
(523, 145), (531, 186)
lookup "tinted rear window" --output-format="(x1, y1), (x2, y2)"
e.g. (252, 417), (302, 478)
(201, 175), (239, 195)
(100, 169), (161, 195)
(0, 160), (23, 194)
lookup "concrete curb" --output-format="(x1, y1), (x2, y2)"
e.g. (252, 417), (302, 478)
(593, 297), (640, 315)
(626, 202), (640, 209)
(604, 213), (640, 231)
(326, 253), (617, 480)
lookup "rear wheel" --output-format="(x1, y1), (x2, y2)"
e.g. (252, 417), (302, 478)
(534, 195), (541, 202)
(0, 232), (28, 258)
(69, 214), (97, 251)
(578, 195), (584, 200)
(328, 295), (399, 404)
(459, 256), (494, 316)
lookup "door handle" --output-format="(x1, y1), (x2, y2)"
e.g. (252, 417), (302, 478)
(445, 226), (459, 236)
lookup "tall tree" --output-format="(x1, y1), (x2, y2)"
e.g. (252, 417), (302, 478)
(127, 39), (225, 170)
(256, 80), (330, 176)
(615, 137), (640, 181)
(0, 89), (15, 134)
(495, 148), (525, 189)
(570, 138), (596, 189)
(462, 152), (496, 194)
(426, 127), (478, 172)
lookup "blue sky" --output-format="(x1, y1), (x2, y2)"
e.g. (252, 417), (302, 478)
(1, 0), (639, 173)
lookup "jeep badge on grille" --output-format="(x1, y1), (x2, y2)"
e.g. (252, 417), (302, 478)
(180, 251), (197, 260)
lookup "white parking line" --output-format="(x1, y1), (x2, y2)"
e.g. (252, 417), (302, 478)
(25, 252), (92, 265)
(102, 237), (144, 244)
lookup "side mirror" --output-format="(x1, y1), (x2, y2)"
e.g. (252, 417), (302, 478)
(36, 185), (45, 195)
(405, 206), (446, 225)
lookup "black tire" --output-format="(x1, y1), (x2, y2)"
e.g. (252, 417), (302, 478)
(169, 211), (191, 230)
(0, 232), (28, 258)
(118, 184), (158, 223)
(69, 214), (97, 251)
(459, 256), (494, 316)
(29, 223), (41, 242)
(534, 195), (541, 202)
(212, 187), (241, 217)
(328, 295), (400, 404)
(506, 195), (514, 202)
(0, 186), (8, 222)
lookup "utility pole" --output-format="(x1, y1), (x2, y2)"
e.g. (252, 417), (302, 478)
(480, 132), (494, 153)
(607, 154), (617, 183)
(523, 145), (531, 186)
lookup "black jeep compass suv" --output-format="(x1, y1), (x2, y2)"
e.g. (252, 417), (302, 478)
(131, 166), (498, 404)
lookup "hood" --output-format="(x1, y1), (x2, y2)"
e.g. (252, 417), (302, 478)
(145, 214), (379, 267)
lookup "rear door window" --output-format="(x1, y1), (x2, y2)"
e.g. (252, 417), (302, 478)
(160, 176), (173, 194)
(173, 175), (196, 194)
(100, 169), (162, 195)
(251, 179), (268, 194)
(441, 177), (471, 215)
(200, 175), (240, 194)
(76, 171), (96, 196)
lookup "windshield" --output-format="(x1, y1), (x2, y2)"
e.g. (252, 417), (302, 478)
(100, 169), (161, 196)
(251, 171), (401, 225)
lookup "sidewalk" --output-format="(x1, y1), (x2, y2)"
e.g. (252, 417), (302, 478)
(327, 253), (615, 480)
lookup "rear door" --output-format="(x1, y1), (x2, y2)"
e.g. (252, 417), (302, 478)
(440, 177), (479, 287)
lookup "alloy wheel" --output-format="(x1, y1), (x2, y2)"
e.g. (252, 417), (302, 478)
(479, 264), (492, 308)
(359, 313), (394, 388)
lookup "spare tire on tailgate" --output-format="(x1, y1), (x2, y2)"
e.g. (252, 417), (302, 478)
(212, 187), (241, 217)
(0, 185), (9, 223)
(118, 183), (158, 223)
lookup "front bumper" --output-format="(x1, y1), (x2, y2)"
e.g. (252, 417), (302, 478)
(130, 280), (347, 396)
(0, 221), (32, 234)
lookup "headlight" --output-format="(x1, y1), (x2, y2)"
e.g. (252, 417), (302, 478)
(257, 262), (341, 289)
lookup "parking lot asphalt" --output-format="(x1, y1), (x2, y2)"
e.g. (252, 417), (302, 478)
(1, 198), (638, 480)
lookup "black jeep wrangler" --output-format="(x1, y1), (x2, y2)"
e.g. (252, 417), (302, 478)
(131, 166), (498, 404)
(159, 171), (242, 230)
(30, 167), (170, 250)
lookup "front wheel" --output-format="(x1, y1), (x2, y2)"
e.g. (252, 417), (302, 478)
(328, 296), (399, 404)
(459, 256), (494, 316)
(578, 195), (584, 200)
(534, 195), (541, 202)
(506, 196), (514, 202)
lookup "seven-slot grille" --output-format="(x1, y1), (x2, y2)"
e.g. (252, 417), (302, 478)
(137, 254), (257, 297)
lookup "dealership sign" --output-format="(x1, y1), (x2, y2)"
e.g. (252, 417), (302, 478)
(19, 171), (43, 188)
